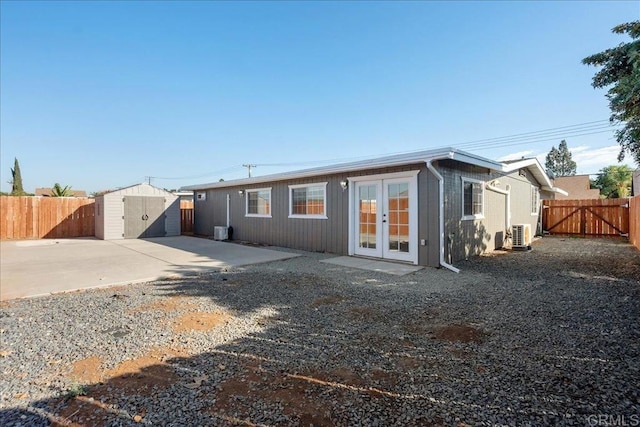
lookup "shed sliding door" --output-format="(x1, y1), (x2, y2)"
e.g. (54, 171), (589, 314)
(123, 196), (166, 238)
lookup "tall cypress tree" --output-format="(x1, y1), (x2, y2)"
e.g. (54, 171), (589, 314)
(545, 140), (577, 178)
(10, 158), (26, 196)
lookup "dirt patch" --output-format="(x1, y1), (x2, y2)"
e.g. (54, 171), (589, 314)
(69, 356), (104, 384)
(52, 396), (146, 427)
(448, 347), (475, 359)
(211, 363), (398, 425)
(173, 311), (231, 332)
(348, 305), (383, 321)
(396, 355), (423, 370)
(57, 347), (187, 426)
(103, 347), (185, 384)
(211, 361), (330, 424)
(311, 294), (347, 307)
(68, 347), (187, 386)
(369, 368), (398, 387)
(433, 324), (484, 343)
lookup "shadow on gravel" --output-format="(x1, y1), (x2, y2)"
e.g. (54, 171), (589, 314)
(2, 237), (639, 425)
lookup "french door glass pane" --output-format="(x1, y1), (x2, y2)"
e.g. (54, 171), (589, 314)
(387, 183), (409, 253)
(359, 185), (377, 249)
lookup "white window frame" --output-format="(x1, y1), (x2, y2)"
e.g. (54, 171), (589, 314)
(288, 182), (328, 219)
(461, 177), (484, 220)
(245, 187), (272, 218)
(531, 185), (540, 215)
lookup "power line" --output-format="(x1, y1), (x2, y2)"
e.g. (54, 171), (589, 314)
(255, 121), (620, 169)
(147, 119), (621, 182)
(464, 128), (618, 151)
(453, 120), (610, 147)
(149, 166), (241, 181)
(259, 120), (618, 166)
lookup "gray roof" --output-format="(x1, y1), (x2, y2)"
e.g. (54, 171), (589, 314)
(181, 147), (564, 194)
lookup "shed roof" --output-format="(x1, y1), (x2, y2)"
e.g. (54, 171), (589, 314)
(98, 183), (175, 197)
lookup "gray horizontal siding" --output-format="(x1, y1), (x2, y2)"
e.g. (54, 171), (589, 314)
(194, 163), (441, 267)
(438, 159), (541, 263)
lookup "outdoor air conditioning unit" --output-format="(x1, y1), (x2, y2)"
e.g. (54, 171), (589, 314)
(213, 226), (228, 241)
(512, 224), (532, 250)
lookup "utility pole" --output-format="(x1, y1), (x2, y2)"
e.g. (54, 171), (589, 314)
(145, 176), (153, 185)
(242, 164), (256, 178)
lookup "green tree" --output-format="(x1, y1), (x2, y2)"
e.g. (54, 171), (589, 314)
(50, 183), (73, 197)
(545, 140), (577, 178)
(583, 21), (640, 164)
(10, 158), (26, 196)
(592, 165), (633, 198)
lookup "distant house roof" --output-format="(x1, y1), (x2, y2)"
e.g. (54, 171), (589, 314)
(35, 188), (88, 197)
(551, 175), (601, 200)
(181, 147), (567, 196)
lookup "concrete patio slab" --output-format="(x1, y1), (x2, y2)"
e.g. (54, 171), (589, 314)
(0, 236), (298, 301)
(320, 256), (423, 276)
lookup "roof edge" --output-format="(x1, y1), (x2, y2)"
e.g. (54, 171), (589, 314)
(181, 147), (505, 191)
(501, 157), (554, 188)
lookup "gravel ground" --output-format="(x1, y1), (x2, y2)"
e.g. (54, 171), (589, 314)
(1, 237), (638, 426)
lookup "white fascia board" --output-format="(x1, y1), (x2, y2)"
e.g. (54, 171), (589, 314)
(502, 158), (554, 188)
(448, 150), (503, 171)
(182, 148), (447, 190)
(181, 147), (508, 191)
(541, 186), (569, 196)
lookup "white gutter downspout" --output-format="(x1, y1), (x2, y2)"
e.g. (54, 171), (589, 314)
(426, 158), (460, 273)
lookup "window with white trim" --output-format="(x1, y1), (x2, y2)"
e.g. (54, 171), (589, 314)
(531, 186), (540, 215)
(289, 183), (327, 219)
(462, 178), (484, 220)
(246, 188), (272, 217)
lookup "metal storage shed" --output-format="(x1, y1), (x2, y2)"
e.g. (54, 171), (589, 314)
(94, 183), (180, 240)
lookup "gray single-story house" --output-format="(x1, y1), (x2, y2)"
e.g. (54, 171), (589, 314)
(182, 148), (565, 271)
(95, 183), (180, 240)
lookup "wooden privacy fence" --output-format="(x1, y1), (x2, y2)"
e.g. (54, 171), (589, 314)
(180, 200), (194, 234)
(630, 195), (640, 251)
(0, 196), (95, 240)
(542, 198), (630, 237)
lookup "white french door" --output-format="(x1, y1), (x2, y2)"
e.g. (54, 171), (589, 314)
(355, 181), (382, 258)
(353, 174), (417, 263)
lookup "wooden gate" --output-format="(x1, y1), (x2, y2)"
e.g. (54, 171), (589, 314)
(180, 200), (194, 234)
(542, 199), (629, 237)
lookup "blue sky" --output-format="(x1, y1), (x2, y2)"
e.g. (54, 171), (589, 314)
(1, 1), (638, 193)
